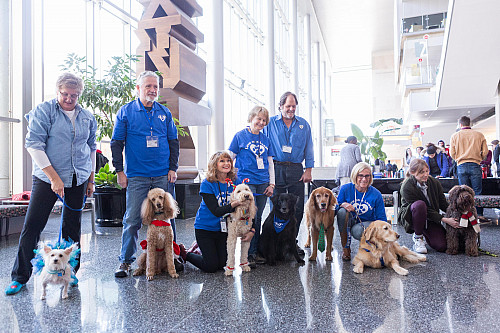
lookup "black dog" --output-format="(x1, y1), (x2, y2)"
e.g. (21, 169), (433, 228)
(258, 193), (305, 265)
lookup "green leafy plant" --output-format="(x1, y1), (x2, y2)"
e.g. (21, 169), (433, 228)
(351, 118), (403, 163)
(94, 163), (122, 189)
(61, 53), (188, 140)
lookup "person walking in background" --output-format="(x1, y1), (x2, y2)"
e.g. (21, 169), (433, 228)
(480, 148), (492, 178)
(386, 160), (393, 178)
(111, 71), (179, 278)
(264, 91), (314, 255)
(6, 73), (97, 295)
(449, 116), (488, 219)
(336, 136), (362, 185)
(492, 140), (500, 177)
(228, 106), (275, 267)
(424, 145), (449, 178)
(403, 147), (416, 173)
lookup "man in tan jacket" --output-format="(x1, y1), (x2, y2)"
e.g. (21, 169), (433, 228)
(449, 115), (488, 216)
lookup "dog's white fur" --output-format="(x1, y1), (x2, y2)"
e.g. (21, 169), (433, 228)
(225, 183), (257, 276)
(352, 221), (426, 276)
(133, 188), (179, 280)
(39, 243), (78, 300)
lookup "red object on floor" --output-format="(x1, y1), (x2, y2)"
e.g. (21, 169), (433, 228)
(12, 191), (31, 201)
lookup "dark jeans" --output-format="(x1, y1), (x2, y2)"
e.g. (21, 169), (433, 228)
(186, 228), (227, 273)
(457, 162), (483, 215)
(11, 175), (86, 284)
(248, 183), (268, 256)
(273, 163), (305, 237)
(411, 200), (446, 252)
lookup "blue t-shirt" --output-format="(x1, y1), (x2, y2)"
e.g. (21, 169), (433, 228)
(112, 99), (178, 177)
(337, 183), (387, 222)
(228, 128), (275, 184)
(194, 179), (235, 232)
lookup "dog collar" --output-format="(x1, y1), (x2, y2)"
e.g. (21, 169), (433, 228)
(273, 216), (290, 233)
(47, 269), (66, 276)
(362, 248), (385, 267)
(151, 220), (171, 227)
(154, 211), (163, 215)
(460, 211), (480, 233)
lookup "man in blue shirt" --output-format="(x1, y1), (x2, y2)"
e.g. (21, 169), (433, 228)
(111, 71), (179, 278)
(263, 92), (314, 254)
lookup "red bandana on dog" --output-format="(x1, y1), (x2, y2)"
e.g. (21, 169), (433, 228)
(151, 220), (171, 227)
(139, 239), (181, 256)
(460, 211), (480, 233)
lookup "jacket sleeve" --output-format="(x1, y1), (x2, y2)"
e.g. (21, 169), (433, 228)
(201, 193), (235, 217)
(440, 153), (449, 177)
(168, 138), (179, 172)
(355, 146), (362, 163)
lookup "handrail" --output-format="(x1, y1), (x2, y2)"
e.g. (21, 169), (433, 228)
(0, 116), (21, 123)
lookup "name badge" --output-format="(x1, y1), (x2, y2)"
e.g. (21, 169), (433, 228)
(146, 136), (159, 148)
(220, 214), (229, 233)
(256, 156), (265, 169)
(282, 145), (292, 153)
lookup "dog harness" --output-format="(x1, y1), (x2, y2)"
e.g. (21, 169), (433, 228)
(151, 219), (171, 227)
(273, 216), (290, 233)
(47, 269), (66, 276)
(460, 211), (480, 233)
(361, 247), (385, 267)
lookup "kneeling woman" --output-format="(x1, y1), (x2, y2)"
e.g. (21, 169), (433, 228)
(337, 162), (387, 260)
(399, 159), (458, 254)
(184, 151), (255, 273)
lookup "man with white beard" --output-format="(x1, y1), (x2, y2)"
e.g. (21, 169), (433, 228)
(111, 71), (179, 277)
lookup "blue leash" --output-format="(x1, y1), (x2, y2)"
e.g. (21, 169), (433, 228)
(55, 193), (87, 246)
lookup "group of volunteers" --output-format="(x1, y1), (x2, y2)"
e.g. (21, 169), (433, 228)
(6, 71), (488, 296)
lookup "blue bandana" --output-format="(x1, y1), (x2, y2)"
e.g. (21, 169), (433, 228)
(273, 216), (290, 233)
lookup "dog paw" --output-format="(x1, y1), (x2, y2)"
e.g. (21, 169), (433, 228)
(326, 255), (333, 261)
(146, 275), (154, 281)
(418, 254), (427, 261)
(224, 270), (233, 276)
(132, 269), (142, 276)
(467, 250), (479, 257)
(169, 273), (179, 278)
(353, 266), (363, 274)
(308, 255), (317, 261)
(394, 267), (408, 276)
(241, 265), (251, 272)
(297, 259), (305, 265)
(62, 293), (69, 299)
(304, 243), (310, 248)
(41, 295), (46, 300)
(446, 250), (458, 255)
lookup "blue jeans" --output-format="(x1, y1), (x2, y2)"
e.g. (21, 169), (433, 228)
(336, 208), (372, 244)
(457, 162), (483, 215)
(118, 176), (176, 264)
(12, 176), (86, 284)
(247, 183), (269, 256)
(273, 163), (305, 237)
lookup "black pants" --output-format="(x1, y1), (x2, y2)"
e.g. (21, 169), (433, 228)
(11, 175), (86, 284)
(186, 229), (227, 273)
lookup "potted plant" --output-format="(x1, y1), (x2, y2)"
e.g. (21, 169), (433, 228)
(92, 163), (126, 226)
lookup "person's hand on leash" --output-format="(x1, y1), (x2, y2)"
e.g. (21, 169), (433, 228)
(117, 171), (128, 189)
(86, 181), (94, 197)
(264, 184), (274, 197)
(340, 202), (355, 212)
(51, 178), (65, 198)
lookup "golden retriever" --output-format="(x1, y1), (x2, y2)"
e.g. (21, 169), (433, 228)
(133, 188), (179, 280)
(225, 183), (257, 276)
(352, 220), (426, 275)
(304, 187), (336, 261)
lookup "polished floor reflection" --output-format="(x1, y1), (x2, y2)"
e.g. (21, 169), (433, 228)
(2, 208), (500, 332)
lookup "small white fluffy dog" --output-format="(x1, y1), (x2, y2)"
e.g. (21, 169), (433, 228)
(225, 183), (257, 276)
(40, 244), (78, 300)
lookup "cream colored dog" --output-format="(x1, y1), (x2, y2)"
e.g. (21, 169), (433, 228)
(352, 220), (426, 276)
(40, 244), (78, 300)
(225, 183), (257, 276)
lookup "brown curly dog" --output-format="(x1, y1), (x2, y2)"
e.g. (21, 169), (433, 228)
(445, 185), (479, 256)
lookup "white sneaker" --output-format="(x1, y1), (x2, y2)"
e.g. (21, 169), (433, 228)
(413, 237), (427, 254)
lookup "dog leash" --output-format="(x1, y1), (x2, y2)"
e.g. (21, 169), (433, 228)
(55, 193), (87, 247)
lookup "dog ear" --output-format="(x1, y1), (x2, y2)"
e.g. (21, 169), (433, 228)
(44, 245), (52, 254)
(271, 195), (278, 206)
(306, 189), (316, 211)
(164, 192), (179, 219)
(64, 246), (74, 256)
(140, 196), (153, 224)
(364, 226), (375, 242)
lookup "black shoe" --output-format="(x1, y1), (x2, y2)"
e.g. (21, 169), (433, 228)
(255, 254), (267, 264)
(248, 255), (257, 269)
(174, 258), (184, 272)
(296, 245), (305, 256)
(114, 263), (130, 278)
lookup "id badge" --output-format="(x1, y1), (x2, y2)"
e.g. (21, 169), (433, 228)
(256, 156), (265, 169)
(282, 145), (292, 153)
(220, 215), (229, 233)
(146, 135), (159, 148)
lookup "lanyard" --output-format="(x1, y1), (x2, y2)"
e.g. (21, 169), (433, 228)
(217, 182), (229, 206)
(138, 99), (155, 136)
(353, 187), (367, 218)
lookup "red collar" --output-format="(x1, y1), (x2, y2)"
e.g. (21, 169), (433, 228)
(152, 220), (171, 227)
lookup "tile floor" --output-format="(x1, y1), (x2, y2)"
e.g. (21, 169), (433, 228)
(1, 208), (500, 332)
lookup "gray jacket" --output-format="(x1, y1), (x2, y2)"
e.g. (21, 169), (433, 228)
(336, 143), (362, 178)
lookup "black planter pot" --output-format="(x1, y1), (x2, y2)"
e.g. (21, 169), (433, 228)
(94, 187), (126, 227)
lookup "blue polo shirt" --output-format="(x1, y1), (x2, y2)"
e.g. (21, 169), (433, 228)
(263, 114), (314, 168)
(112, 99), (178, 177)
(228, 128), (275, 184)
(337, 183), (387, 222)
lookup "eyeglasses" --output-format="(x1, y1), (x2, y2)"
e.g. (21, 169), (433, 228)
(59, 92), (79, 100)
(357, 174), (371, 179)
